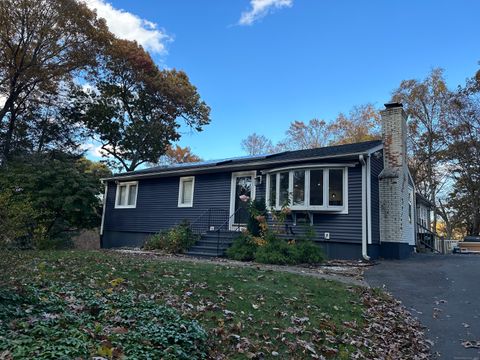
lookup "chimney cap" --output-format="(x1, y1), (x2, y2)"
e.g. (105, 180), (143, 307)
(384, 102), (403, 109)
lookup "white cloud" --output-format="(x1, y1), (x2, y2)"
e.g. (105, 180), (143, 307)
(81, 142), (107, 159)
(83, 0), (171, 54)
(239, 0), (293, 26)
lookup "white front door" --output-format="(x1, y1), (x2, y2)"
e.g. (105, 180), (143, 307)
(229, 171), (256, 229)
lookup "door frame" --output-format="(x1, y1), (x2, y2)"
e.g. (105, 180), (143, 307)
(229, 171), (257, 230)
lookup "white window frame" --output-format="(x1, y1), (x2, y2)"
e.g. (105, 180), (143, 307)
(408, 188), (413, 223)
(265, 167), (348, 214)
(115, 181), (138, 209)
(178, 176), (195, 208)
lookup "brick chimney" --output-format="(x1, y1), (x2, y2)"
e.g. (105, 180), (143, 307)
(378, 102), (412, 258)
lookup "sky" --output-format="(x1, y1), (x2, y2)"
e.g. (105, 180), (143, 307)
(83, 0), (480, 161)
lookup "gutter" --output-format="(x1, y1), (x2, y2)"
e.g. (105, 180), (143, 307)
(359, 155), (370, 261)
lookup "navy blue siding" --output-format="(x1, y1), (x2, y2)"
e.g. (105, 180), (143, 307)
(370, 151), (383, 245)
(104, 172), (231, 234)
(103, 160), (368, 258)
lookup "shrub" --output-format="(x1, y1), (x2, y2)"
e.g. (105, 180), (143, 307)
(226, 232), (258, 261)
(295, 225), (325, 264)
(247, 198), (267, 237)
(144, 220), (198, 253)
(254, 233), (299, 265)
(254, 230), (325, 265)
(295, 240), (325, 264)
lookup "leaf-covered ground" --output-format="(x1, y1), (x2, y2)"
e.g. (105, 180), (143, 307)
(0, 251), (430, 359)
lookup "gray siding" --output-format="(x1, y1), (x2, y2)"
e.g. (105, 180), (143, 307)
(370, 151), (383, 244)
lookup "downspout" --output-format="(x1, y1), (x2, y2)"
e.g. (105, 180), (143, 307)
(100, 181), (108, 248)
(359, 155), (370, 261)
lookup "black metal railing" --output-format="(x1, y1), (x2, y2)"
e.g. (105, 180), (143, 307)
(189, 208), (230, 235)
(417, 222), (442, 253)
(214, 207), (250, 255)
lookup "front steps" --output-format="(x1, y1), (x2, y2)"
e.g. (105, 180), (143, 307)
(187, 230), (239, 257)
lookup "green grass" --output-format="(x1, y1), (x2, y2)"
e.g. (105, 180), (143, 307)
(0, 250), (368, 359)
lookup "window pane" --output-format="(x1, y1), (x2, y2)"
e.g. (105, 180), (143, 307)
(279, 172), (289, 206)
(269, 174), (277, 207)
(309, 170), (323, 206)
(292, 170), (305, 206)
(118, 185), (127, 205)
(181, 179), (193, 205)
(128, 184), (137, 205)
(328, 169), (343, 206)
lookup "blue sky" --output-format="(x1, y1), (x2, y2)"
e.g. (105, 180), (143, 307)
(86, 0), (480, 161)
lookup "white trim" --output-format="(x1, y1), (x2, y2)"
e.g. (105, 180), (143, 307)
(266, 167), (348, 214)
(100, 182), (107, 235)
(114, 181), (138, 209)
(359, 155), (370, 260)
(177, 176), (195, 208)
(229, 171), (256, 229)
(366, 144), (384, 155)
(262, 162), (357, 174)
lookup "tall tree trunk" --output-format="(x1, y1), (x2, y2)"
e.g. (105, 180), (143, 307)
(1, 99), (16, 165)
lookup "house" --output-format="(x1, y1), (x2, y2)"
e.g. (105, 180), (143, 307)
(415, 193), (435, 250)
(101, 102), (421, 260)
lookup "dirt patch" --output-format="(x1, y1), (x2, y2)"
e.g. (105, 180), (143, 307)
(72, 229), (100, 249)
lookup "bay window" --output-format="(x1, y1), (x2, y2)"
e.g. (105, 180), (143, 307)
(266, 167), (348, 212)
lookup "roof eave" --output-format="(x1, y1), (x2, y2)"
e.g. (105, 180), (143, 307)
(101, 145), (384, 182)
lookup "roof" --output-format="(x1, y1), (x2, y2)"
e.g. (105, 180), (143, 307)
(106, 139), (383, 180)
(416, 193), (435, 208)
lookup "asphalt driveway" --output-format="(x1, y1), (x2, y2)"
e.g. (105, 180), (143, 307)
(365, 254), (480, 360)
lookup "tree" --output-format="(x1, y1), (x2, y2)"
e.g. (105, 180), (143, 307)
(442, 78), (480, 236)
(0, 152), (111, 248)
(72, 39), (210, 172)
(277, 119), (331, 151)
(0, 0), (110, 164)
(159, 145), (202, 165)
(241, 133), (274, 155)
(392, 68), (451, 230)
(329, 104), (381, 145)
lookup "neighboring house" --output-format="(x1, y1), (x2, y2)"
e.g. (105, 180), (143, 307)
(101, 102), (421, 259)
(416, 193), (435, 248)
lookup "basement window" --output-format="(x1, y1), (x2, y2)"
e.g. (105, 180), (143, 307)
(115, 181), (138, 208)
(266, 167), (348, 213)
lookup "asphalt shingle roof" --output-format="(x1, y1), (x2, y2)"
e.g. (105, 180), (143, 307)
(109, 139), (382, 179)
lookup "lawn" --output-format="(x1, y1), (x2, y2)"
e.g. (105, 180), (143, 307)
(0, 251), (429, 359)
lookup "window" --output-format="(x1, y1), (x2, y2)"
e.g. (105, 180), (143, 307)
(269, 173), (277, 207)
(178, 176), (195, 207)
(292, 170), (305, 206)
(309, 169), (323, 206)
(328, 169), (343, 206)
(408, 189), (413, 223)
(115, 182), (138, 208)
(279, 172), (289, 207)
(266, 167), (347, 212)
